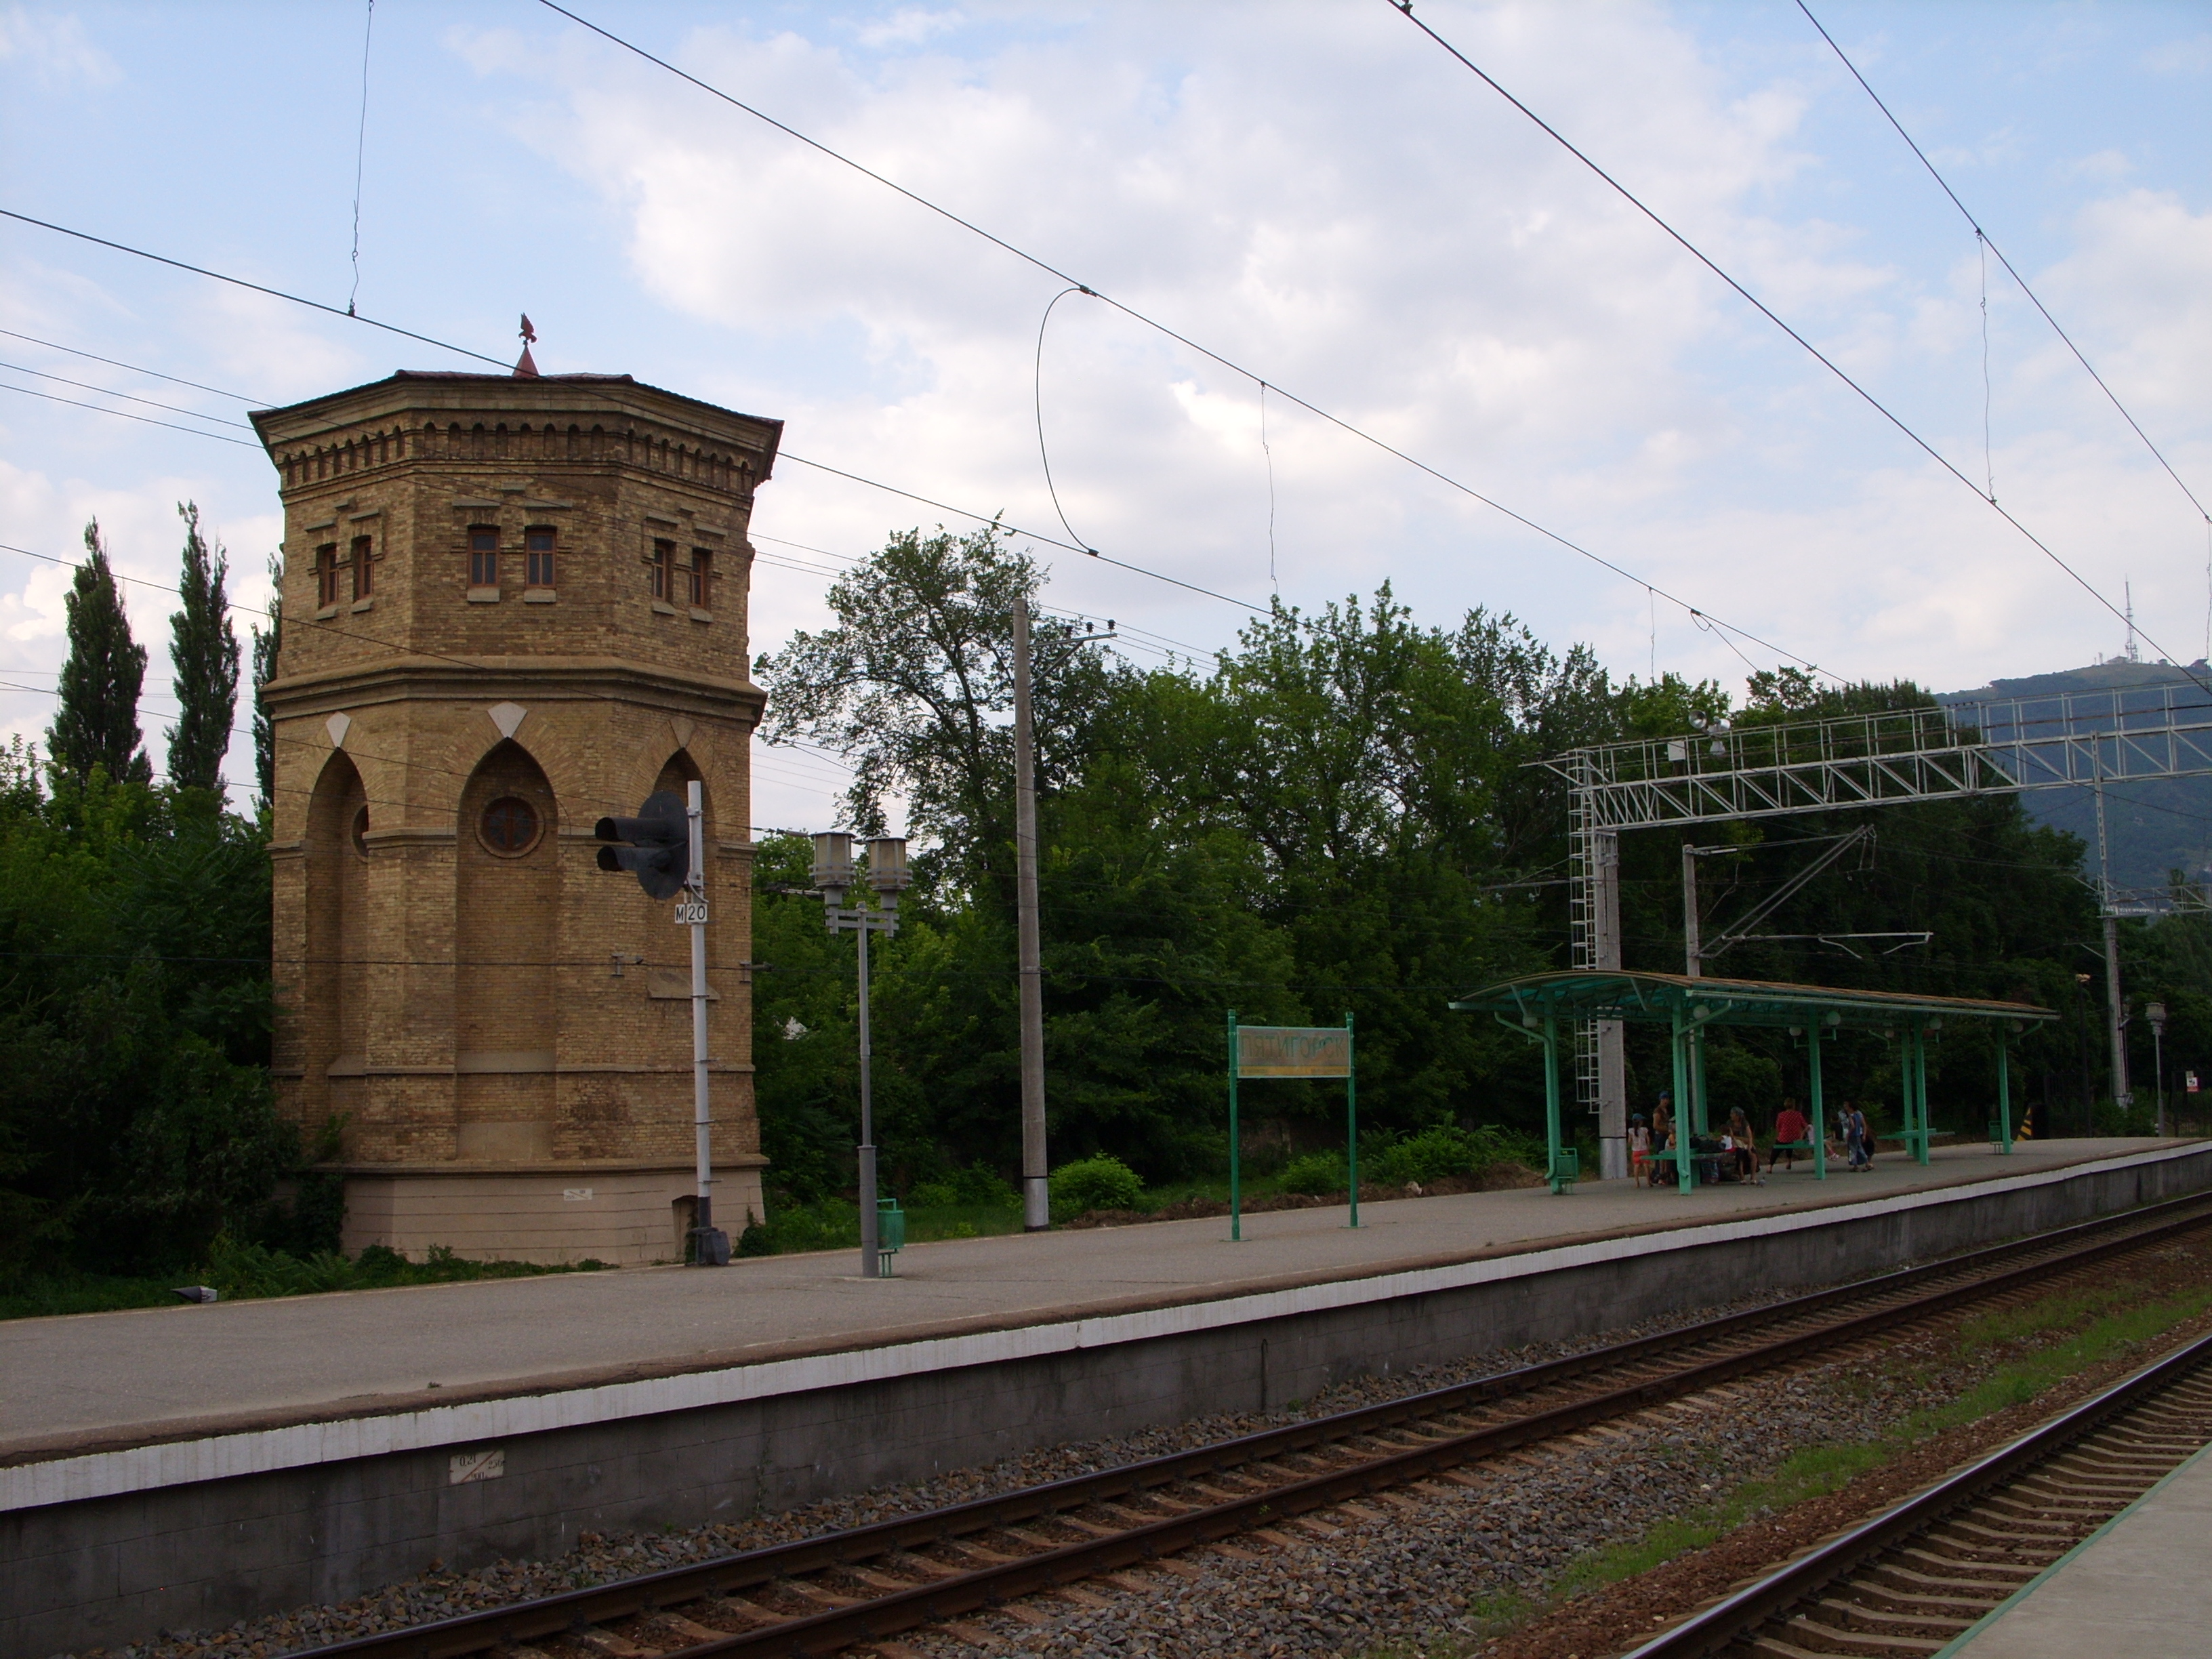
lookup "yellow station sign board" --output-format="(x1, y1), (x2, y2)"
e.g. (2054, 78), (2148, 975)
(1235, 1025), (1353, 1078)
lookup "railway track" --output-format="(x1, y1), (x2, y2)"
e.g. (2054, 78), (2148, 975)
(1626, 1322), (2212, 1658)
(302, 1195), (2212, 1659)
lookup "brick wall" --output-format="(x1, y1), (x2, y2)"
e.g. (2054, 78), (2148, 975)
(253, 372), (781, 1262)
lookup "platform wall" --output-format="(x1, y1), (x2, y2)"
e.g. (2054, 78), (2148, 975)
(8, 1145), (2211, 1658)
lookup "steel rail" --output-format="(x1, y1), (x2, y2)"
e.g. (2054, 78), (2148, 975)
(1617, 1322), (2212, 1658)
(297, 1193), (2212, 1659)
(298, 1194), (2212, 1659)
(294, 1194), (2212, 1659)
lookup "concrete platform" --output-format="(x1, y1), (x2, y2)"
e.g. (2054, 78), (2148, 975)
(5, 1139), (2207, 1658)
(1, 1139), (2184, 1464)
(1946, 1437), (2212, 1658)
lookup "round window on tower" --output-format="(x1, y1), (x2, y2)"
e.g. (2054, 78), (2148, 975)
(480, 796), (541, 857)
(350, 804), (371, 859)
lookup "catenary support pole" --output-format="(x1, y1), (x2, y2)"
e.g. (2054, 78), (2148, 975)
(1682, 841), (1702, 978)
(1594, 828), (1627, 1179)
(687, 782), (714, 1254)
(1012, 594), (1050, 1231)
(857, 909), (878, 1277)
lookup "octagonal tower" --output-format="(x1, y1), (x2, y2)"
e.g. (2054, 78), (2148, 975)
(252, 369), (779, 1265)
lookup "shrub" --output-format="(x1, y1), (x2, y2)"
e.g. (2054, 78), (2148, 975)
(1368, 1124), (1538, 1187)
(1048, 1155), (1144, 1220)
(1278, 1150), (1347, 1195)
(909, 1166), (1019, 1210)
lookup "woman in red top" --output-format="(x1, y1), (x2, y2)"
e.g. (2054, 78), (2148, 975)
(1768, 1101), (1810, 1171)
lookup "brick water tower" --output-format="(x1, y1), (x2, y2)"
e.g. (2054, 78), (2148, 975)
(251, 366), (779, 1265)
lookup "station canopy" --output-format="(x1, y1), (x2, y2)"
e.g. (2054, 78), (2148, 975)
(1448, 970), (2057, 1032)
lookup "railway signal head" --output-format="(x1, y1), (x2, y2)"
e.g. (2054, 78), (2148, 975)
(595, 790), (689, 899)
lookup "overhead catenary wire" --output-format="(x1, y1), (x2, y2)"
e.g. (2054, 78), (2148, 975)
(1387, 0), (2211, 696)
(0, 207), (511, 368)
(526, 0), (1835, 682)
(0, 327), (264, 403)
(0, 359), (257, 429)
(1795, 0), (2211, 530)
(0, 380), (263, 447)
(0, 211), (1273, 617)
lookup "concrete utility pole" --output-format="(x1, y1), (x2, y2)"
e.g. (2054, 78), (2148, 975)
(1012, 594), (1050, 1231)
(2095, 777), (2132, 1107)
(1682, 842), (1702, 979)
(1593, 828), (1627, 1181)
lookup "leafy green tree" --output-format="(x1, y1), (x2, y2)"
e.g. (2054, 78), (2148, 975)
(49, 519), (150, 787)
(0, 745), (283, 1277)
(251, 549), (283, 816)
(165, 501), (241, 794)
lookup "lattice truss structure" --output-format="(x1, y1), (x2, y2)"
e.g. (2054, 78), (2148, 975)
(1542, 680), (2212, 1175)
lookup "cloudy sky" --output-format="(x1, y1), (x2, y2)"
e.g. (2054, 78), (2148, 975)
(2, 0), (2208, 829)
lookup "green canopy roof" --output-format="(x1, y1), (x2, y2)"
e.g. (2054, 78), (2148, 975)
(1448, 970), (2056, 1032)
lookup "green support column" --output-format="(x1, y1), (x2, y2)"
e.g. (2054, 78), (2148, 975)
(1345, 1012), (1359, 1227)
(1692, 1022), (1711, 1135)
(1670, 1010), (1694, 1193)
(1807, 1027), (1828, 1179)
(1912, 1026), (1932, 1166)
(1227, 1009), (1242, 1242)
(1997, 1038), (2013, 1153)
(1542, 1015), (1570, 1194)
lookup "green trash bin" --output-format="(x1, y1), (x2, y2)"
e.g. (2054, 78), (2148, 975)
(1549, 1147), (1580, 1195)
(877, 1197), (905, 1275)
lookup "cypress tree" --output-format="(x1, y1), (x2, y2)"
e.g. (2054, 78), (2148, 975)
(251, 549), (283, 814)
(165, 501), (241, 793)
(49, 518), (152, 786)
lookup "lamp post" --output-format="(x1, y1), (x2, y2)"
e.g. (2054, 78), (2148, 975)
(810, 832), (909, 1278)
(2148, 1000), (2168, 1135)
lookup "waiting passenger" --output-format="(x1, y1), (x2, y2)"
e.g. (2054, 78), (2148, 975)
(1769, 1100), (1811, 1172)
(1629, 1115), (1652, 1184)
(1847, 1103), (1872, 1170)
(1726, 1107), (1760, 1183)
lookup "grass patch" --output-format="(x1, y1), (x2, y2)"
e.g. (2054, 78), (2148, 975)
(0, 1237), (607, 1319)
(1550, 1440), (1890, 1603)
(1515, 1277), (2212, 1635)
(1910, 1286), (2212, 1437)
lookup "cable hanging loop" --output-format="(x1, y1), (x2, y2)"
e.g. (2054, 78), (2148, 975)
(1033, 285), (1099, 556)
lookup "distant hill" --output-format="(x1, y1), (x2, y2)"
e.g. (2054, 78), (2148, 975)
(1936, 657), (2212, 893)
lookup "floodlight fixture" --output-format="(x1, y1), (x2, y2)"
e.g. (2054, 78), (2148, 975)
(812, 832), (855, 904)
(864, 836), (912, 901)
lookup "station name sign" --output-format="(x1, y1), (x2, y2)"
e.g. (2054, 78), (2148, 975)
(1235, 1025), (1353, 1078)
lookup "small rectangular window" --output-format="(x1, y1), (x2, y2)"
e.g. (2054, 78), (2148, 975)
(525, 527), (556, 589)
(316, 543), (341, 608)
(351, 535), (373, 600)
(688, 548), (712, 610)
(468, 527), (499, 588)
(650, 539), (672, 601)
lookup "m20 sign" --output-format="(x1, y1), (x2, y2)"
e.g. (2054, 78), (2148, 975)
(1235, 1025), (1353, 1078)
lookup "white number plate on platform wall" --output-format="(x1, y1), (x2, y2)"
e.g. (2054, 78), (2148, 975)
(673, 901), (709, 926)
(449, 1449), (505, 1485)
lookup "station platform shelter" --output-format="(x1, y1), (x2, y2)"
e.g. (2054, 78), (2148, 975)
(5, 1136), (2209, 1657)
(1450, 970), (2057, 1194)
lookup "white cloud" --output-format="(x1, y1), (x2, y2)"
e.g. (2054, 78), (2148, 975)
(856, 9), (965, 50)
(0, 6), (119, 87)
